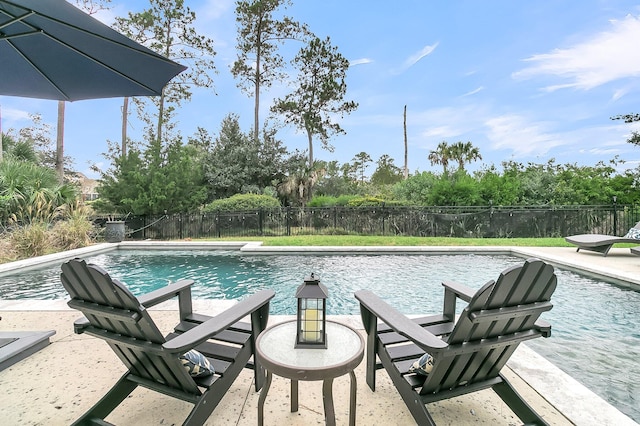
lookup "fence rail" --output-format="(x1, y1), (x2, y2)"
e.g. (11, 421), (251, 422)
(115, 204), (639, 241)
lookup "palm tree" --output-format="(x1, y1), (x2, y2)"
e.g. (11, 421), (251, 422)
(278, 162), (326, 206)
(428, 141), (451, 174)
(449, 141), (482, 171)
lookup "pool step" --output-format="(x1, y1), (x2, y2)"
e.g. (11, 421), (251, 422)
(0, 330), (56, 372)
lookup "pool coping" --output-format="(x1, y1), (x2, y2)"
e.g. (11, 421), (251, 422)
(0, 241), (638, 425)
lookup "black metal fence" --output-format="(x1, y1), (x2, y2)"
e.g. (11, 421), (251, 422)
(118, 204), (640, 240)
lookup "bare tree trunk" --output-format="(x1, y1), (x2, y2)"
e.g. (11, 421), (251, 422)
(56, 101), (65, 183)
(403, 104), (408, 179)
(254, 50), (261, 141)
(157, 91), (164, 143)
(121, 97), (128, 157)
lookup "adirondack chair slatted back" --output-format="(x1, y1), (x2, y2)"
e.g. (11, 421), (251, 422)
(60, 259), (200, 394)
(420, 259), (556, 395)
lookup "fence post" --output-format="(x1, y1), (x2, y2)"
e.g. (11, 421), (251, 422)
(286, 206), (291, 236)
(613, 196), (618, 235)
(259, 209), (263, 235)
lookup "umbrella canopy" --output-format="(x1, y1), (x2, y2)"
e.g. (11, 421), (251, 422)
(0, 0), (186, 101)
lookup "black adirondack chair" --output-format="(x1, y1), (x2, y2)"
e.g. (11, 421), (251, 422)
(355, 258), (557, 426)
(60, 258), (274, 426)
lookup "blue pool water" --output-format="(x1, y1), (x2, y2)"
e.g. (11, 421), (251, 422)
(0, 250), (638, 421)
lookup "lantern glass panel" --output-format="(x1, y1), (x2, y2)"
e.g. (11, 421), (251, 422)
(301, 299), (324, 343)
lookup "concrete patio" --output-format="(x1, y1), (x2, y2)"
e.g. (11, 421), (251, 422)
(0, 245), (639, 425)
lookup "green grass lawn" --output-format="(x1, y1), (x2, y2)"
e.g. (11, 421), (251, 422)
(211, 235), (576, 247)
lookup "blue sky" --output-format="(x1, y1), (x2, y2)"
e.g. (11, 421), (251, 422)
(3, 0), (640, 179)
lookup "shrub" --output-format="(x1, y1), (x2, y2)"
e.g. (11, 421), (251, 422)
(10, 221), (50, 258)
(0, 232), (17, 263)
(335, 195), (357, 206)
(50, 203), (96, 250)
(307, 196), (339, 207)
(203, 193), (281, 213)
(346, 196), (385, 207)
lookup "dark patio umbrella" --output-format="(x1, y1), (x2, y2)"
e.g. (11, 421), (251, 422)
(0, 0), (186, 101)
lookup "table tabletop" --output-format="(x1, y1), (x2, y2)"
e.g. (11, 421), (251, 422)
(256, 320), (364, 381)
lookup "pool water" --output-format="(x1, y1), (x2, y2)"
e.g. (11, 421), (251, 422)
(0, 250), (638, 421)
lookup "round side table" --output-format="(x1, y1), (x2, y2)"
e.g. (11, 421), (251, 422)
(256, 319), (364, 426)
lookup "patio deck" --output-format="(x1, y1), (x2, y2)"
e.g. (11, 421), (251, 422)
(0, 246), (638, 425)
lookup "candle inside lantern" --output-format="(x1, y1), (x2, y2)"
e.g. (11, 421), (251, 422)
(303, 308), (320, 342)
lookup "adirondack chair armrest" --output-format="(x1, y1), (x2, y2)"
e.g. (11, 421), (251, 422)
(139, 279), (195, 320)
(534, 319), (552, 337)
(163, 289), (275, 353)
(138, 279), (194, 307)
(442, 280), (476, 302)
(441, 280), (484, 320)
(73, 316), (90, 333)
(355, 290), (448, 352)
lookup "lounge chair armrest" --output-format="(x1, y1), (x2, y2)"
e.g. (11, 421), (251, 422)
(442, 280), (475, 302)
(355, 290), (447, 352)
(138, 279), (194, 307)
(163, 289), (275, 353)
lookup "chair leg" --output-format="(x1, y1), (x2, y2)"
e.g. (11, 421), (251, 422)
(251, 306), (270, 392)
(359, 306), (378, 391)
(493, 374), (549, 426)
(185, 346), (253, 425)
(376, 348), (436, 426)
(72, 374), (138, 425)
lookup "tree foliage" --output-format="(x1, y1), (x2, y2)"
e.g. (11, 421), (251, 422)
(271, 36), (358, 166)
(203, 114), (298, 199)
(95, 139), (207, 215)
(428, 141), (451, 174)
(232, 0), (308, 140)
(392, 157), (640, 207)
(370, 154), (403, 185)
(115, 0), (216, 143)
(351, 151), (372, 183)
(428, 140), (481, 174)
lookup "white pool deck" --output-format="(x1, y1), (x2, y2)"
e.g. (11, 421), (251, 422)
(0, 242), (638, 425)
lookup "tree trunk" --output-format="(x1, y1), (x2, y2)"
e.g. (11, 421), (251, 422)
(121, 97), (128, 157)
(307, 129), (314, 168)
(254, 48), (261, 141)
(56, 101), (65, 183)
(157, 91), (164, 143)
(403, 105), (408, 179)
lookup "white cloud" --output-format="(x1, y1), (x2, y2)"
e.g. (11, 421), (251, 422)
(484, 114), (566, 157)
(402, 43), (439, 69)
(611, 88), (629, 101)
(580, 148), (621, 156)
(0, 106), (31, 131)
(421, 125), (458, 139)
(460, 86), (484, 97)
(513, 14), (640, 91)
(350, 58), (373, 67)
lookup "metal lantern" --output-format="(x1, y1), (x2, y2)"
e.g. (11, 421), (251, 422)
(295, 273), (328, 349)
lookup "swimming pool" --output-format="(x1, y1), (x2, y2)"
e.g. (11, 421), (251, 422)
(0, 250), (638, 421)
